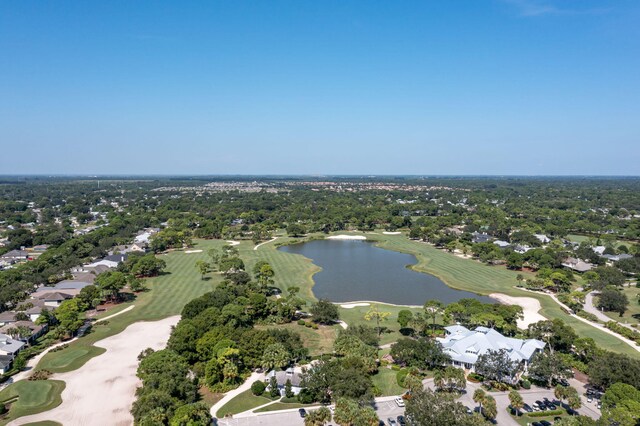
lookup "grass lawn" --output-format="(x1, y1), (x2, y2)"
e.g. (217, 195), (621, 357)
(215, 389), (278, 417)
(254, 401), (312, 412)
(255, 322), (339, 357)
(602, 286), (640, 325)
(0, 380), (65, 425)
(508, 408), (570, 426)
(372, 367), (405, 396)
(22, 422), (62, 426)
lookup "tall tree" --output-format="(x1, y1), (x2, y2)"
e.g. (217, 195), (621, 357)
(364, 304), (391, 336)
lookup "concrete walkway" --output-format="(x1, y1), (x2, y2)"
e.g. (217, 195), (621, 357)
(519, 288), (639, 352)
(210, 371), (266, 418)
(254, 237), (278, 251)
(584, 292), (635, 331)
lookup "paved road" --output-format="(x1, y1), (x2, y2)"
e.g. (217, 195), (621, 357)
(215, 377), (601, 426)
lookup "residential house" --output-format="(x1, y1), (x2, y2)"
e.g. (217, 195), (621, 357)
(562, 257), (594, 273)
(0, 321), (47, 343)
(0, 334), (26, 356)
(601, 253), (633, 262)
(265, 368), (304, 396)
(38, 292), (74, 308)
(514, 245), (532, 254)
(436, 325), (545, 378)
(0, 355), (13, 374)
(0, 249), (29, 263)
(0, 312), (18, 327)
(472, 232), (493, 244)
(592, 246), (606, 255)
(534, 234), (551, 244)
(493, 240), (511, 249)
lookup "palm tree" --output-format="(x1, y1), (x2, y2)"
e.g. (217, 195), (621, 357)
(508, 389), (524, 416)
(305, 406), (332, 426)
(473, 388), (486, 413)
(423, 299), (443, 335)
(433, 369), (445, 391)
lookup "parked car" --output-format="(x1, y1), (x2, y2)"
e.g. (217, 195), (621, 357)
(531, 422), (543, 426)
(299, 408), (307, 418)
(540, 421), (552, 426)
(535, 400), (547, 411)
(587, 396), (593, 403)
(522, 403), (533, 413)
(394, 397), (405, 407)
(597, 401), (602, 409)
(387, 418), (397, 426)
(396, 415), (406, 426)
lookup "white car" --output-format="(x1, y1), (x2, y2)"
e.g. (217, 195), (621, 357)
(394, 397), (405, 407)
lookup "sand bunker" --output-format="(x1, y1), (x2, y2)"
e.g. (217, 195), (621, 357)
(184, 249), (203, 253)
(382, 231), (402, 235)
(226, 240), (240, 246)
(340, 303), (371, 309)
(12, 316), (180, 426)
(327, 235), (366, 240)
(490, 293), (546, 329)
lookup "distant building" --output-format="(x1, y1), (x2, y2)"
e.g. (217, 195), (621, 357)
(601, 253), (633, 262)
(472, 232), (493, 244)
(534, 234), (551, 244)
(493, 240), (511, 249)
(562, 257), (593, 273)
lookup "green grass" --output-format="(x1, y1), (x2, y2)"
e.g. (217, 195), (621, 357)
(256, 322), (339, 357)
(23, 422), (62, 426)
(0, 380), (65, 425)
(372, 367), (405, 396)
(215, 389), (277, 417)
(254, 401), (312, 412)
(508, 408), (569, 426)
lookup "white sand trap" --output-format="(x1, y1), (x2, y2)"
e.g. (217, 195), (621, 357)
(340, 303), (370, 309)
(226, 240), (240, 246)
(184, 249), (203, 253)
(12, 316), (180, 426)
(490, 293), (546, 329)
(327, 235), (366, 240)
(383, 231), (402, 235)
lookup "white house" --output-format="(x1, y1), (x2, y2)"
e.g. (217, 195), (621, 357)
(534, 234), (551, 244)
(265, 368), (304, 396)
(0, 334), (25, 356)
(436, 325), (545, 372)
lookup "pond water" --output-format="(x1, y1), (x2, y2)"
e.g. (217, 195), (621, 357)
(279, 239), (495, 306)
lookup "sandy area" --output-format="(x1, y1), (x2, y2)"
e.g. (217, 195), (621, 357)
(489, 293), (546, 329)
(184, 249), (203, 253)
(327, 235), (366, 240)
(340, 303), (370, 309)
(382, 231), (401, 235)
(226, 240), (240, 246)
(12, 316), (180, 426)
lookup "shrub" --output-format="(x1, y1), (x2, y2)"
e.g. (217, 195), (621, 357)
(311, 323), (319, 330)
(576, 310), (599, 322)
(396, 369), (409, 387)
(297, 319), (306, 326)
(528, 409), (564, 417)
(297, 388), (314, 404)
(468, 372), (484, 382)
(250, 380), (266, 396)
(390, 364), (401, 371)
(521, 379), (531, 390)
(28, 370), (52, 381)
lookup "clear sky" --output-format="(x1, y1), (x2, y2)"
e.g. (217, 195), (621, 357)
(1, 0), (639, 175)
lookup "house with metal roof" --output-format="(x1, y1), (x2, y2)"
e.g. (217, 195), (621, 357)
(436, 325), (545, 372)
(0, 334), (26, 356)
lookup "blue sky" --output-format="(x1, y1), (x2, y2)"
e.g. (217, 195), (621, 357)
(1, 0), (639, 175)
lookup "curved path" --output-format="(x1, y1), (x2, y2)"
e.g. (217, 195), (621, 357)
(520, 288), (639, 352)
(254, 237), (278, 250)
(584, 292), (636, 331)
(11, 315), (179, 426)
(210, 371), (265, 419)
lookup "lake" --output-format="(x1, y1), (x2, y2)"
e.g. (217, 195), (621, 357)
(279, 239), (495, 306)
